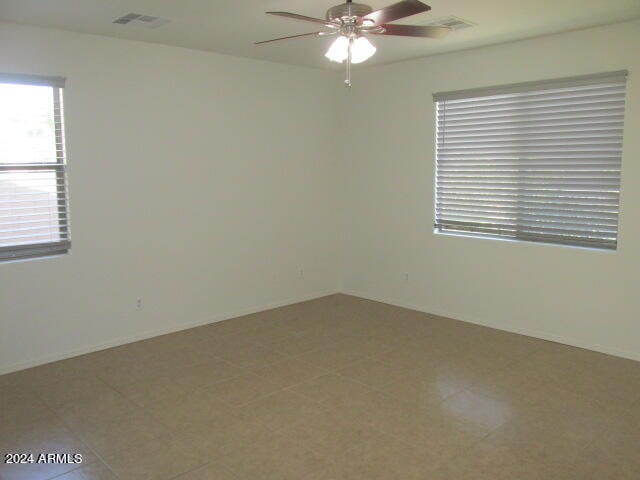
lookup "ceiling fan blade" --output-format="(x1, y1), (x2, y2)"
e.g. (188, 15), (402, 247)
(373, 24), (449, 38)
(266, 11), (335, 27)
(363, 0), (431, 25)
(255, 32), (322, 45)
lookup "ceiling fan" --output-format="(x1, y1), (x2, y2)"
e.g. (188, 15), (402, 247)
(255, 0), (450, 86)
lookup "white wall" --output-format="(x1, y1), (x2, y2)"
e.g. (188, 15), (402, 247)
(0, 22), (341, 373)
(340, 20), (640, 361)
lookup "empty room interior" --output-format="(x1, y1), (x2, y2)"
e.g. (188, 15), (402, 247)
(1, 0), (640, 479)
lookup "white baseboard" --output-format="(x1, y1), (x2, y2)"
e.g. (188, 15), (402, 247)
(1, 289), (340, 375)
(341, 289), (640, 362)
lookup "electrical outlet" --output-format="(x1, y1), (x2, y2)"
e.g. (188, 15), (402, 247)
(136, 298), (143, 310)
(404, 273), (409, 282)
(299, 269), (304, 278)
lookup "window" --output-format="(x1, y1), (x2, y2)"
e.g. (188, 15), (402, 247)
(0, 73), (70, 261)
(433, 71), (627, 250)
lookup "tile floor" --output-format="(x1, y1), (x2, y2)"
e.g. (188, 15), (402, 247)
(1, 294), (639, 479)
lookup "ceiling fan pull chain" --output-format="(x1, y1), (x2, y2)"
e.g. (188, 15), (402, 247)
(345, 37), (352, 87)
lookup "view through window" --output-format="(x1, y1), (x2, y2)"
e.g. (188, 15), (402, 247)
(0, 74), (70, 261)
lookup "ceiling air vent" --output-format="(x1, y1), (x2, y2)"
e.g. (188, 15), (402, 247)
(112, 13), (169, 28)
(424, 16), (474, 30)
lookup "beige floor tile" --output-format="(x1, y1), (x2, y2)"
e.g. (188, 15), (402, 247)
(347, 330), (428, 357)
(193, 330), (257, 352)
(1, 411), (88, 450)
(234, 390), (330, 432)
(67, 409), (168, 458)
(144, 346), (221, 372)
(305, 433), (441, 480)
(431, 319), (489, 341)
(50, 389), (140, 425)
(76, 349), (144, 373)
(96, 361), (173, 389)
(327, 335), (400, 359)
(566, 366), (640, 409)
(591, 352), (640, 380)
(292, 324), (362, 344)
(110, 343), (181, 366)
(377, 363), (472, 408)
(334, 358), (406, 389)
(496, 369), (596, 419)
(376, 343), (459, 370)
(514, 360), (590, 397)
(431, 440), (559, 480)
(214, 343), (287, 368)
(195, 371), (281, 407)
(570, 431), (640, 480)
(523, 342), (599, 379)
(280, 408), (381, 457)
(220, 431), (328, 480)
(302, 459), (368, 480)
(0, 423), (97, 480)
(289, 373), (380, 408)
(145, 390), (231, 429)
(101, 434), (208, 480)
(483, 405), (606, 465)
(118, 360), (242, 409)
(50, 462), (118, 480)
(358, 395), (491, 462)
(235, 324), (301, 346)
(477, 330), (545, 359)
(1, 412), (65, 451)
(1, 358), (94, 392)
(250, 358), (328, 388)
(463, 362), (537, 403)
(440, 389), (513, 433)
(267, 311), (326, 333)
(296, 342), (368, 371)
(174, 461), (239, 479)
(267, 333), (335, 356)
(118, 372), (198, 407)
(33, 374), (118, 410)
(0, 460), (89, 480)
(175, 409), (272, 460)
(166, 359), (246, 391)
(0, 389), (55, 431)
(457, 343), (528, 372)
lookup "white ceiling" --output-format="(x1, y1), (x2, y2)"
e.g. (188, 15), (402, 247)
(1, 0), (639, 69)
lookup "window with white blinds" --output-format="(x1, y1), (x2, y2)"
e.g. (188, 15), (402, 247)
(0, 73), (70, 262)
(433, 71), (627, 250)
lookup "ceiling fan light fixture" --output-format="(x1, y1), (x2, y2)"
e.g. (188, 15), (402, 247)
(325, 35), (350, 62)
(350, 36), (376, 63)
(325, 35), (376, 64)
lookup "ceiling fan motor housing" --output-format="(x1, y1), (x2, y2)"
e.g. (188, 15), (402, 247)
(326, 2), (373, 21)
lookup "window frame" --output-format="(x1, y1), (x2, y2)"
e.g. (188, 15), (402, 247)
(432, 71), (627, 251)
(0, 73), (71, 262)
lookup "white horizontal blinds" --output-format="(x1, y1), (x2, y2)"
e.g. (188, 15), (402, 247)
(0, 73), (70, 261)
(433, 71), (627, 250)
